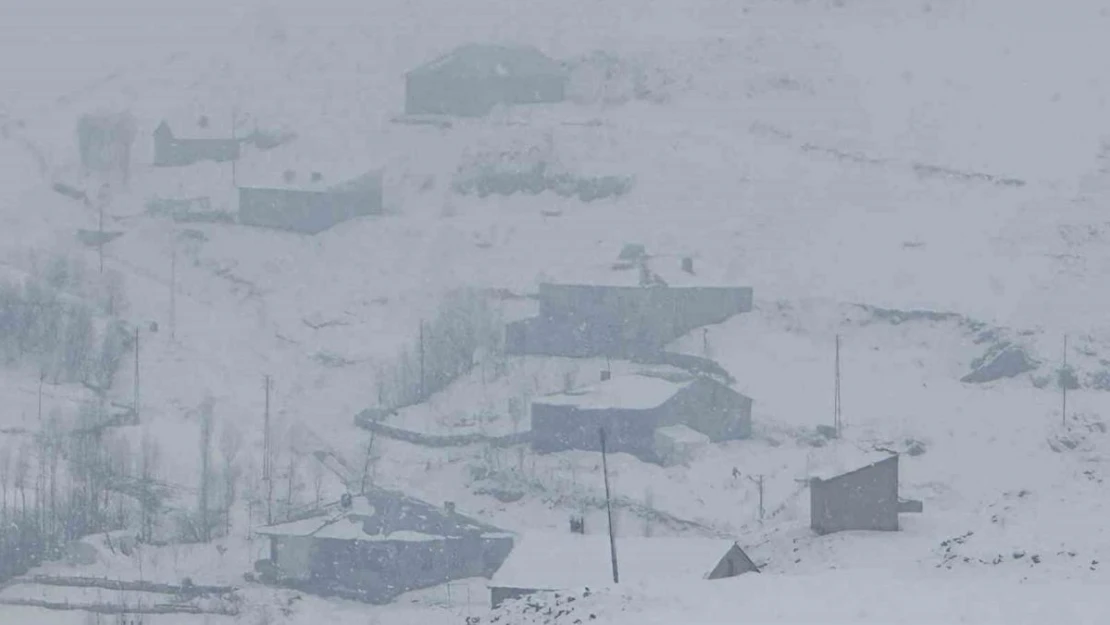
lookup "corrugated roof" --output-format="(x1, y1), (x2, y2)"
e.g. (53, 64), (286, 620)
(409, 43), (565, 80)
(490, 533), (737, 590)
(534, 373), (692, 411)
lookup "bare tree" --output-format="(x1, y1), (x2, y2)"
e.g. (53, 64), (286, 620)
(358, 433), (379, 495)
(0, 444), (11, 523)
(197, 396), (215, 542)
(643, 487), (655, 537)
(14, 444), (30, 523)
(138, 430), (161, 544)
(282, 445), (299, 521)
(311, 457), (324, 510)
(219, 421), (243, 537)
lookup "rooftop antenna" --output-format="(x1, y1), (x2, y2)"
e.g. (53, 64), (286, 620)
(599, 427), (619, 584)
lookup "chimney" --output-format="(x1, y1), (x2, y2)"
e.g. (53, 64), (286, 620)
(444, 501), (456, 515)
(600, 370), (611, 382)
(681, 256), (694, 274)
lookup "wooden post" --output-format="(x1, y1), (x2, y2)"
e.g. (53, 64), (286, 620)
(98, 200), (104, 275)
(37, 370), (44, 421)
(1062, 334), (1068, 426)
(264, 374), (273, 525)
(230, 108), (238, 188)
(419, 320), (426, 400)
(169, 233), (177, 342)
(834, 334), (842, 437)
(599, 427), (619, 584)
(133, 327), (140, 422)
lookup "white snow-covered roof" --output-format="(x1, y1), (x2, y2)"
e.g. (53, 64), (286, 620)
(152, 108), (237, 140)
(490, 533), (738, 590)
(234, 136), (384, 191)
(409, 43), (565, 79)
(550, 254), (740, 289)
(808, 445), (897, 482)
(534, 373), (692, 411)
(655, 424), (711, 444)
(254, 490), (506, 541)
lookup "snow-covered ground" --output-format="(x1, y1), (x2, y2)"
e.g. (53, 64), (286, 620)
(5, 0), (1110, 622)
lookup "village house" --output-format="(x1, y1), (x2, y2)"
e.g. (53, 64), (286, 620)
(505, 253), (753, 359)
(152, 117), (241, 167)
(489, 532), (759, 608)
(809, 451), (924, 535)
(235, 157), (384, 234)
(405, 43), (567, 117)
(530, 369), (753, 463)
(254, 490), (514, 603)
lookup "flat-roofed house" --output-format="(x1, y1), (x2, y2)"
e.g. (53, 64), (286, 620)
(255, 489), (514, 603)
(530, 370), (752, 463)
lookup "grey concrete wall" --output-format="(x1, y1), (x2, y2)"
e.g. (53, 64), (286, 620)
(297, 534), (512, 603)
(274, 536), (316, 581)
(530, 403), (663, 461)
(810, 456), (900, 535)
(154, 137), (240, 167)
(505, 284), (753, 358)
(238, 186), (382, 234)
(663, 378), (752, 442)
(405, 73), (565, 117)
(490, 585), (540, 609)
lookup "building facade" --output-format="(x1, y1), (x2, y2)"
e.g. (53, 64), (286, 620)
(405, 43), (567, 117)
(152, 121), (241, 167)
(530, 372), (752, 463)
(505, 281), (753, 359)
(809, 454), (922, 535)
(237, 170), (384, 234)
(255, 490), (514, 603)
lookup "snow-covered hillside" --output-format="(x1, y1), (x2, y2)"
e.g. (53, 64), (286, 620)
(4, 0), (1110, 622)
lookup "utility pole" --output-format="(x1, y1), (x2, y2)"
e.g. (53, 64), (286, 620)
(599, 427), (619, 584)
(418, 320), (426, 401)
(263, 374), (273, 525)
(230, 108), (238, 188)
(169, 232), (177, 342)
(748, 474), (765, 520)
(37, 369), (45, 421)
(834, 334), (842, 437)
(1062, 334), (1068, 426)
(97, 199), (104, 275)
(133, 327), (140, 422)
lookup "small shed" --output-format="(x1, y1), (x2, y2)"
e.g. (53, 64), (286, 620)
(405, 43), (567, 117)
(653, 424), (710, 467)
(489, 533), (759, 608)
(530, 370), (752, 463)
(809, 450), (923, 535)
